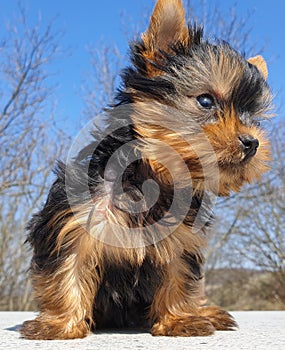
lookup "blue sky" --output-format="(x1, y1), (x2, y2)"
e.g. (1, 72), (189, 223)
(1, 0), (284, 134)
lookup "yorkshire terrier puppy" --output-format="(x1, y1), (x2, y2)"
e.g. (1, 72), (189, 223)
(21, 0), (271, 340)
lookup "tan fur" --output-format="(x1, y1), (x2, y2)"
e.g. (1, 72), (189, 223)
(142, 0), (189, 76)
(23, 209), (101, 339)
(248, 55), (268, 80)
(131, 101), (270, 196)
(131, 101), (220, 194)
(150, 254), (202, 320)
(57, 199), (206, 268)
(202, 108), (270, 195)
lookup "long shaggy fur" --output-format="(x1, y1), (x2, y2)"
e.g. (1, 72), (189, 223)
(21, 0), (272, 340)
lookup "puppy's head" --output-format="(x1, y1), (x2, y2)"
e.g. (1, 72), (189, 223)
(122, 0), (272, 195)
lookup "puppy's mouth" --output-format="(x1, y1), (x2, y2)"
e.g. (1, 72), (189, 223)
(215, 134), (260, 168)
(218, 156), (254, 170)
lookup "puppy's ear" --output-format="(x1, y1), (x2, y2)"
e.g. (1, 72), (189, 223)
(142, 0), (189, 75)
(248, 55), (268, 80)
(142, 0), (189, 52)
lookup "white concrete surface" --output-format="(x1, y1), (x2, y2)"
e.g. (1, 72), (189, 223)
(0, 311), (284, 349)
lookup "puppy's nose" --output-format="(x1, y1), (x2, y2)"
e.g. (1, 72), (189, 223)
(238, 134), (259, 159)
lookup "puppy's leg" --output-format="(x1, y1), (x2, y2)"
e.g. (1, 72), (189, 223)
(21, 219), (100, 340)
(150, 256), (236, 336)
(150, 255), (215, 336)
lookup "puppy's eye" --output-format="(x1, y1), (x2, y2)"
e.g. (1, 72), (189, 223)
(196, 94), (215, 109)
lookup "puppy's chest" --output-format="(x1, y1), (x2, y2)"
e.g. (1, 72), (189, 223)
(94, 258), (162, 328)
(98, 258), (162, 304)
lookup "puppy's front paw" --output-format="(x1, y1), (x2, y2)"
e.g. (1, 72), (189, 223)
(151, 316), (215, 337)
(20, 317), (88, 340)
(199, 306), (238, 330)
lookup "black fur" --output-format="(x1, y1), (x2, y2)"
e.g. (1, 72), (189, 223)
(94, 258), (162, 329)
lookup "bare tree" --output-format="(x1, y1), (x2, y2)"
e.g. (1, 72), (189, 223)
(185, 0), (259, 54)
(205, 121), (285, 308)
(229, 127), (283, 274)
(82, 44), (123, 119)
(0, 7), (66, 310)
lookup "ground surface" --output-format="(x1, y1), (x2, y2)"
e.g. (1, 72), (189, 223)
(0, 311), (284, 349)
